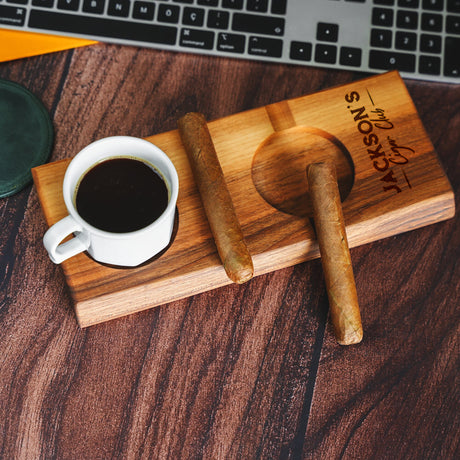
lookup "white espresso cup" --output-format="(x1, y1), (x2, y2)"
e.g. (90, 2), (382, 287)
(43, 136), (179, 267)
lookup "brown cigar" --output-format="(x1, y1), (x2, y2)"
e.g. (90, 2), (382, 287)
(178, 112), (254, 284)
(307, 161), (363, 345)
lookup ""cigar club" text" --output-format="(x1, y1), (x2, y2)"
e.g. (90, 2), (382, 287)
(345, 90), (414, 194)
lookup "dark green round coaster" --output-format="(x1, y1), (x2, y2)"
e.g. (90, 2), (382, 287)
(0, 79), (53, 198)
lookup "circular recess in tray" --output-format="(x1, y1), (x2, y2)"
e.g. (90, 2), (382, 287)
(251, 126), (355, 217)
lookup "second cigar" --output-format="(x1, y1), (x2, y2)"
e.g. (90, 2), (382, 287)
(178, 112), (254, 284)
(307, 161), (363, 345)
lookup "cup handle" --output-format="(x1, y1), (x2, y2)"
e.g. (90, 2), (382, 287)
(43, 215), (90, 264)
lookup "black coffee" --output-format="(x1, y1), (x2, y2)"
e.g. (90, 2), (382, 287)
(76, 157), (169, 233)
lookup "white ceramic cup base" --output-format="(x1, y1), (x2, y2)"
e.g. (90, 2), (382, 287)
(43, 136), (179, 267)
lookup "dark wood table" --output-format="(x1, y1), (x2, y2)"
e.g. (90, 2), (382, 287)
(1, 44), (458, 459)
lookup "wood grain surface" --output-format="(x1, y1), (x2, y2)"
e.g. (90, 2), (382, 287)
(1, 44), (459, 459)
(32, 72), (454, 328)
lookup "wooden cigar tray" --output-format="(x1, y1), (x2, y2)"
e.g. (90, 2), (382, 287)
(32, 72), (455, 327)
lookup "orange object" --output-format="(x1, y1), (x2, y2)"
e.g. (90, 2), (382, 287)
(0, 28), (96, 62)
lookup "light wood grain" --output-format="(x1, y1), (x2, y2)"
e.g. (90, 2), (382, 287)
(32, 72), (454, 327)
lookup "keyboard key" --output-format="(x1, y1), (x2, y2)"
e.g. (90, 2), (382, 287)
(422, 0), (444, 10)
(315, 44), (337, 64)
(217, 32), (245, 53)
(419, 55), (441, 74)
(0, 5), (26, 25)
(340, 46), (362, 66)
(6, 0), (28, 4)
(271, 0), (287, 14)
(397, 10), (418, 29)
(420, 33), (442, 52)
(197, 0), (218, 6)
(232, 13), (285, 36)
(32, 0), (55, 7)
(248, 36), (283, 57)
(372, 8), (394, 26)
(182, 7), (204, 26)
(290, 41), (312, 61)
(107, 0), (129, 17)
(374, 0), (395, 4)
(446, 15), (460, 34)
(247, 0), (268, 12)
(158, 4), (180, 23)
(57, 0), (79, 11)
(180, 28), (214, 49)
(447, 0), (460, 12)
(316, 22), (339, 42)
(173, 0), (193, 4)
(371, 28), (393, 47)
(28, 9), (178, 44)
(83, 0), (105, 14)
(397, 0), (419, 7)
(369, 49), (416, 72)
(421, 13), (443, 31)
(444, 36), (460, 76)
(222, 0), (243, 9)
(395, 31), (416, 50)
(207, 10), (230, 29)
(133, 1), (155, 20)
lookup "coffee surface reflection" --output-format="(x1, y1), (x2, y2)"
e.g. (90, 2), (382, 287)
(76, 157), (168, 233)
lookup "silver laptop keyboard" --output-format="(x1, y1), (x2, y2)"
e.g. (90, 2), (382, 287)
(1, 0), (459, 84)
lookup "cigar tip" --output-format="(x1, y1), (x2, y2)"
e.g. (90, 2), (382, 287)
(235, 270), (254, 284)
(227, 265), (254, 284)
(224, 255), (254, 284)
(337, 327), (363, 346)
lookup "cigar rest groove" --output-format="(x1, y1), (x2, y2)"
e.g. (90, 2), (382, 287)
(32, 72), (454, 327)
